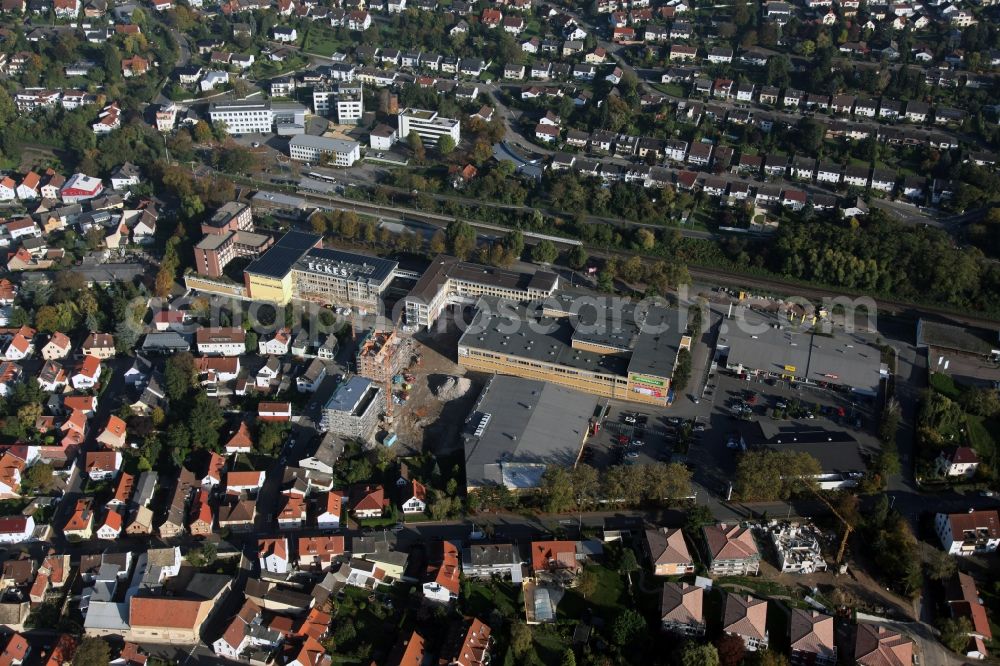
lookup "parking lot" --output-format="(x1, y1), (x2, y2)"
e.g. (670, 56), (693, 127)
(685, 369), (883, 496)
(582, 402), (706, 471)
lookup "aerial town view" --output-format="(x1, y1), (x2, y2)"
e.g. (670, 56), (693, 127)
(1, 0), (1000, 661)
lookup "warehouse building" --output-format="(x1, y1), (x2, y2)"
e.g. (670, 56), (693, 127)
(243, 231), (397, 307)
(463, 374), (598, 490)
(288, 135), (361, 167)
(402, 255), (559, 329)
(916, 318), (1000, 361)
(397, 108), (461, 147)
(717, 309), (885, 396)
(457, 295), (689, 406)
(320, 375), (385, 440)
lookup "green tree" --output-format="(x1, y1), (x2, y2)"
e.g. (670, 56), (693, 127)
(20, 463), (55, 494)
(680, 643), (720, 666)
(192, 121), (214, 143)
(510, 622), (533, 657)
(735, 450), (822, 501)
(568, 245), (589, 270)
(611, 609), (646, 645)
(186, 542), (218, 568)
(445, 219), (476, 260)
(164, 352), (197, 402)
(672, 348), (692, 392)
(559, 649), (576, 666)
(188, 393), (225, 451)
(429, 230), (447, 255)
(257, 421), (289, 456)
(408, 131), (426, 161)
(72, 637), (110, 666)
(530, 240), (558, 264)
(540, 466), (575, 513)
(576, 566), (599, 599)
(938, 616), (973, 653)
(634, 228), (656, 251)
(925, 548), (957, 582)
(618, 548), (639, 583)
(438, 135), (456, 155)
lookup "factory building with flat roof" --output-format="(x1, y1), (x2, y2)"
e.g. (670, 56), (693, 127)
(463, 374), (599, 490)
(716, 309), (885, 396)
(402, 255), (559, 329)
(457, 295), (689, 406)
(242, 231), (398, 307)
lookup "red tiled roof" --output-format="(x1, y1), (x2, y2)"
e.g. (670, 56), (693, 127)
(944, 510), (1000, 540)
(530, 540), (578, 573)
(130, 597), (204, 629)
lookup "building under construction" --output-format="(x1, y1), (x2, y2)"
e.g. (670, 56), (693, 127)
(355, 329), (412, 384)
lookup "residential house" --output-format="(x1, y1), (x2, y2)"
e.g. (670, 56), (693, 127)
(644, 528), (695, 575)
(259, 538), (290, 574)
(423, 540), (461, 603)
(317, 491), (343, 530)
(935, 510), (1000, 555)
(189, 489), (213, 537)
(81, 332), (115, 359)
(96, 509), (123, 539)
(63, 498), (95, 539)
(96, 415), (127, 449)
(945, 573), (992, 660)
(297, 535), (345, 571)
(660, 582), (705, 636)
(227, 470), (265, 496)
(937, 447), (980, 478)
(853, 624), (912, 666)
(789, 609), (837, 666)
(350, 485), (386, 519)
(398, 478), (427, 514)
(462, 543), (521, 580)
(71, 355), (101, 390)
(723, 594), (769, 651)
(84, 450), (121, 481)
(40, 332), (72, 360)
(703, 524), (760, 575)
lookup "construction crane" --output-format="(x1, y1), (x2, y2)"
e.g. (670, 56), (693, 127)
(798, 480), (854, 567)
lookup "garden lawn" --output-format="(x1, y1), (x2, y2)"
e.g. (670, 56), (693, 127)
(464, 580), (520, 619)
(558, 564), (626, 620)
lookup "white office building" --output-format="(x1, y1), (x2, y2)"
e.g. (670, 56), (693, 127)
(209, 100), (308, 136)
(397, 108), (461, 147)
(289, 135), (361, 167)
(313, 84), (364, 125)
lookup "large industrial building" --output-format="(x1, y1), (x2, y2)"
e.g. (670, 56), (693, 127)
(457, 294), (689, 406)
(208, 100), (308, 135)
(243, 231), (397, 307)
(402, 255), (559, 329)
(716, 309), (886, 396)
(463, 374), (599, 491)
(397, 108), (461, 147)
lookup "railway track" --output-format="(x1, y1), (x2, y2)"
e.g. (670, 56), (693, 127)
(298, 190), (1000, 327)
